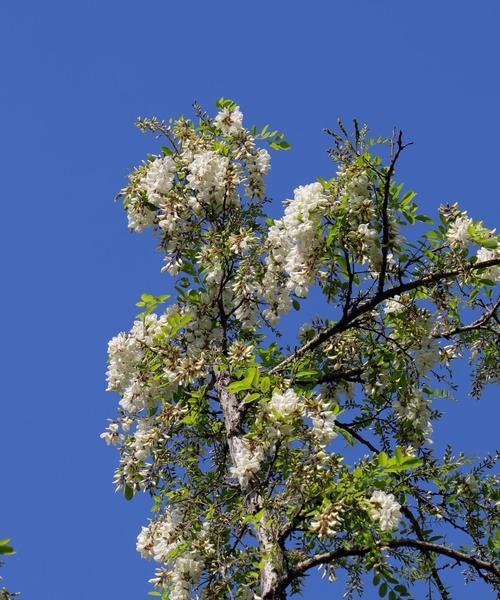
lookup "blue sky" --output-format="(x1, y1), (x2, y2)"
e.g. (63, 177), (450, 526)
(1, 1), (498, 598)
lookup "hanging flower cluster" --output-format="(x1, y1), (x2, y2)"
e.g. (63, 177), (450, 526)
(263, 183), (327, 322)
(368, 491), (402, 531)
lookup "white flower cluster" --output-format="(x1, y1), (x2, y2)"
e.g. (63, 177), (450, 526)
(310, 501), (344, 539)
(263, 182), (326, 322)
(141, 156), (177, 205)
(268, 388), (301, 419)
(384, 294), (409, 316)
(100, 421), (120, 446)
(137, 511), (204, 600)
(355, 223), (382, 272)
(106, 314), (177, 414)
(266, 388), (303, 439)
(338, 167), (388, 273)
(122, 105), (275, 285)
(230, 438), (264, 488)
(131, 416), (159, 461)
(310, 398), (337, 446)
(214, 105), (244, 136)
(126, 156), (177, 232)
(393, 388), (433, 445)
(446, 213), (473, 248)
(477, 247), (500, 281)
(187, 150), (230, 202)
(245, 148), (271, 199)
(414, 317), (440, 372)
(368, 490), (401, 531)
(126, 196), (157, 232)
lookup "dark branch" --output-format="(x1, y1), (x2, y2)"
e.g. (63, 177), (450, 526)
(278, 538), (499, 593)
(270, 258), (500, 374)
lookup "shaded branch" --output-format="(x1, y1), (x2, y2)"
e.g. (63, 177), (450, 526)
(279, 538), (499, 593)
(435, 299), (499, 339)
(271, 258), (500, 374)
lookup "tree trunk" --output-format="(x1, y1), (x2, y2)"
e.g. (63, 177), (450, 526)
(215, 372), (287, 599)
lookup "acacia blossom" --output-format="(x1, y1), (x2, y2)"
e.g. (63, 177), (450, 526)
(230, 438), (264, 488)
(477, 247), (500, 281)
(137, 513), (204, 600)
(368, 491), (402, 531)
(268, 388), (301, 418)
(187, 150), (230, 201)
(245, 147), (271, 198)
(446, 213), (473, 248)
(214, 105), (244, 136)
(126, 196), (157, 232)
(310, 398), (337, 445)
(140, 155), (177, 204)
(263, 182), (326, 321)
(393, 388), (433, 445)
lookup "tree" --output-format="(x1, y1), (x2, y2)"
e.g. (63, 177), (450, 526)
(102, 99), (500, 599)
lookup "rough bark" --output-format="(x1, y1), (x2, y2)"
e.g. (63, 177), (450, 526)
(215, 371), (287, 599)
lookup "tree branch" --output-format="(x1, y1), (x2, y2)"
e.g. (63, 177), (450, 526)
(435, 299), (499, 339)
(279, 538), (499, 593)
(377, 130), (410, 295)
(270, 258), (500, 374)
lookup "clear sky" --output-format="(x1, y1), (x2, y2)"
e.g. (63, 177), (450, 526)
(1, 1), (499, 598)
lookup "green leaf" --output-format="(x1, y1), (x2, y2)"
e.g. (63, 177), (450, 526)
(295, 369), (319, 380)
(124, 484), (135, 501)
(0, 539), (15, 555)
(476, 237), (498, 250)
(401, 190), (416, 206)
(269, 140), (292, 151)
(379, 582), (388, 597)
(260, 377), (271, 393)
(243, 392), (261, 404)
(228, 367), (259, 393)
(378, 451), (389, 467)
(415, 214), (433, 224)
(401, 457), (423, 469)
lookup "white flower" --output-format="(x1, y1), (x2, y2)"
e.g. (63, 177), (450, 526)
(263, 182), (326, 320)
(393, 388), (433, 445)
(106, 332), (141, 391)
(356, 223), (382, 271)
(268, 388), (301, 419)
(136, 524), (155, 559)
(126, 197), (156, 232)
(100, 422), (120, 446)
(187, 150), (229, 201)
(310, 501), (344, 539)
(214, 105), (244, 136)
(476, 247), (500, 281)
(446, 213), (473, 248)
(369, 490), (401, 531)
(384, 295), (408, 315)
(152, 510), (182, 563)
(310, 400), (337, 445)
(132, 416), (157, 460)
(227, 341), (254, 364)
(245, 148), (271, 198)
(464, 473), (479, 493)
(230, 439), (263, 488)
(139, 155), (177, 205)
